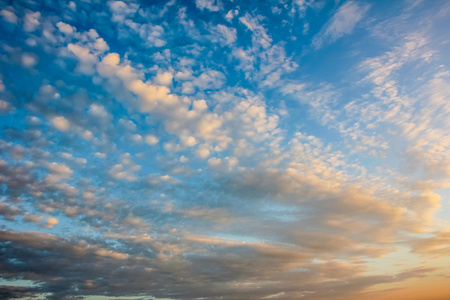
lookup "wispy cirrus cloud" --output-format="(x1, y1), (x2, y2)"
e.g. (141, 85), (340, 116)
(312, 1), (370, 49)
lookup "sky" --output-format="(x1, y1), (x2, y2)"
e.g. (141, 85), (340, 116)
(0, 0), (450, 299)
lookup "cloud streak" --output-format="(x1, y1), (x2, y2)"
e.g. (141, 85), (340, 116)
(312, 1), (370, 49)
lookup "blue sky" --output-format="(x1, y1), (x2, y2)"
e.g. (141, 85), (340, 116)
(1, 0), (450, 299)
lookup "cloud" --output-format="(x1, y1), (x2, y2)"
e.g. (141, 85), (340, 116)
(56, 21), (74, 35)
(0, 8), (17, 24)
(0, 285), (40, 299)
(209, 24), (237, 45)
(21, 53), (38, 68)
(45, 217), (59, 228)
(239, 13), (272, 49)
(51, 116), (70, 131)
(0, 100), (11, 114)
(24, 11), (40, 32)
(0, 202), (21, 221)
(0, 1), (450, 299)
(154, 71), (173, 86)
(88, 104), (111, 122)
(47, 162), (73, 178)
(145, 134), (159, 145)
(67, 44), (98, 74)
(0, 229), (440, 300)
(410, 230), (450, 256)
(195, 0), (220, 12)
(108, 1), (139, 23)
(312, 1), (370, 49)
(22, 213), (43, 223)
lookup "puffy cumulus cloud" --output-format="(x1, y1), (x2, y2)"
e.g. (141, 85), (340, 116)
(45, 217), (59, 228)
(106, 1), (168, 47)
(146, 25), (167, 47)
(145, 134), (159, 145)
(56, 21), (74, 35)
(109, 158), (141, 182)
(96, 52), (180, 112)
(47, 162), (73, 178)
(189, 69), (226, 92)
(51, 116), (70, 131)
(67, 43), (98, 74)
(22, 212), (43, 223)
(88, 103), (111, 122)
(0, 202), (21, 221)
(96, 53), (234, 152)
(0, 8), (17, 24)
(129, 79), (178, 110)
(108, 0), (139, 23)
(195, 0), (220, 12)
(175, 70), (226, 95)
(154, 71), (173, 86)
(63, 29), (110, 74)
(195, 145), (210, 158)
(21, 53), (38, 68)
(24, 11), (40, 32)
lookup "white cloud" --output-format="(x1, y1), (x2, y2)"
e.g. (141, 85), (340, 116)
(146, 25), (166, 47)
(119, 119), (136, 131)
(51, 116), (70, 131)
(94, 37), (109, 52)
(195, 0), (220, 11)
(225, 9), (238, 22)
(312, 1), (370, 49)
(196, 146), (211, 158)
(88, 104), (111, 122)
(102, 52), (120, 66)
(180, 155), (189, 163)
(154, 71), (173, 86)
(21, 53), (38, 68)
(108, 1), (139, 23)
(67, 43), (98, 74)
(211, 24), (237, 45)
(48, 162), (73, 178)
(56, 21), (74, 34)
(182, 136), (197, 147)
(131, 134), (143, 143)
(45, 217), (59, 228)
(0, 9), (17, 24)
(239, 13), (272, 49)
(109, 161), (140, 182)
(24, 11), (40, 32)
(82, 130), (94, 140)
(95, 152), (106, 158)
